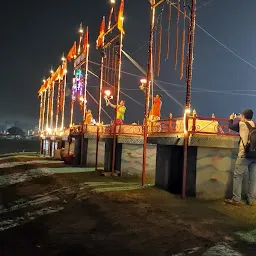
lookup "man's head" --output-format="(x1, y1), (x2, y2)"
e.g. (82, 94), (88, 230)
(155, 94), (162, 99)
(120, 100), (125, 106)
(242, 109), (253, 121)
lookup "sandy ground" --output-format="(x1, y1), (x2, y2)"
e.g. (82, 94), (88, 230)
(0, 155), (256, 255)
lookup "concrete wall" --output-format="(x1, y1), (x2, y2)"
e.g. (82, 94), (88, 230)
(87, 139), (105, 167)
(120, 144), (156, 178)
(195, 147), (254, 200)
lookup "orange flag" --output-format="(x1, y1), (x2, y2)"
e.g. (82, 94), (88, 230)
(59, 60), (67, 80)
(51, 66), (60, 82)
(82, 27), (89, 54)
(67, 42), (77, 61)
(96, 17), (105, 49)
(47, 77), (52, 89)
(117, 0), (125, 34)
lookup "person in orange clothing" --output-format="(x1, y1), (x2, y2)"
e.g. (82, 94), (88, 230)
(85, 110), (93, 125)
(149, 94), (162, 121)
(148, 94), (162, 131)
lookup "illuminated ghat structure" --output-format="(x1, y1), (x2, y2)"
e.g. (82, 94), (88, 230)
(38, 0), (247, 200)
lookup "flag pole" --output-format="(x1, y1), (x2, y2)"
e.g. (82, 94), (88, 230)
(182, 0), (196, 199)
(81, 29), (90, 165)
(111, 31), (123, 174)
(95, 17), (105, 172)
(61, 57), (67, 130)
(38, 93), (43, 133)
(55, 79), (61, 131)
(142, 0), (155, 186)
(70, 69), (75, 128)
(50, 80), (55, 132)
(46, 86), (51, 130)
(42, 89), (46, 131)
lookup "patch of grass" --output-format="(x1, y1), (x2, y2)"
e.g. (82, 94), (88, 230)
(236, 229), (256, 244)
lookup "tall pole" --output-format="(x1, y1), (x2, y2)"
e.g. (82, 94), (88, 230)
(81, 42), (90, 165)
(42, 90), (46, 131)
(142, 0), (155, 186)
(55, 80), (61, 131)
(95, 24), (105, 172)
(182, 0), (196, 199)
(61, 59), (67, 130)
(46, 88), (50, 130)
(111, 32), (123, 174)
(50, 81), (55, 131)
(83, 43), (90, 121)
(70, 68), (75, 128)
(38, 94), (43, 132)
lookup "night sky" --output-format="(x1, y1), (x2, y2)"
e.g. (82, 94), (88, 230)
(1, 0), (256, 127)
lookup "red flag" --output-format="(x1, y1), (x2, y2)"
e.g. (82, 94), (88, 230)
(96, 17), (105, 49)
(67, 42), (77, 61)
(117, 0), (125, 34)
(82, 27), (89, 54)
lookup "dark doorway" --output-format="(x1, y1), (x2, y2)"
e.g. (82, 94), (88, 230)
(168, 146), (183, 194)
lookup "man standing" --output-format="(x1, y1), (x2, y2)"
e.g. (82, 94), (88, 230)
(225, 109), (256, 206)
(85, 110), (93, 125)
(107, 100), (126, 125)
(149, 94), (162, 122)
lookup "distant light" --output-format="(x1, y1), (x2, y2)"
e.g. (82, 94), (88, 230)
(110, 0), (115, 4)
(120, 16), (124, 21)
(79, 96), (84, 102)
(79, 28), (84, 33)
(61, 57), (66, 61)
(185, 109), (191, 114)
(43, 79), (46, 83)
(50, 69), (54, 74)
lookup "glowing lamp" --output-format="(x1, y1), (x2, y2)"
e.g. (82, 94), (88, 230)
(185, 108), (191, 114)
(140, 78), (147, 84)
(104, 90), (111, 97)
(43, 79), (46, 83)
(61, 57), (66, 61)
(50, 69), (54, 74)
(110, 0), (115, 4)
(79, 96), (84, 102)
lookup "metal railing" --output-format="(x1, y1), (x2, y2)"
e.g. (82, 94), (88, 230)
(150, 116), (239, 136)
(65, 115), (240, 137)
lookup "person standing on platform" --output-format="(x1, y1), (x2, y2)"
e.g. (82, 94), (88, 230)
(149, 94), (162, 122)
(85, 110), (93, 125)
(225, 109), (256, 206)
(107, 100), (126, 125)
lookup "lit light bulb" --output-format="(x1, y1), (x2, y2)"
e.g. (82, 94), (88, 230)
(50, 69), (54, 74)
(110, 0), (115, 4)
(104, 89), (111, 97)
(140, 78), (147, 84)
(185, 109), (191, 114)
(120, 16), (124, 21)
(79, 96), (84, 102)
(61, 57), (66, 61)
(43, 79), (46, 83)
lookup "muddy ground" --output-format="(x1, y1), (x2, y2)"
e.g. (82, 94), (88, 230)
(0, 155), (256, 255)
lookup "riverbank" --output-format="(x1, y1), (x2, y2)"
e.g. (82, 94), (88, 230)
(0, 154), (255, 255)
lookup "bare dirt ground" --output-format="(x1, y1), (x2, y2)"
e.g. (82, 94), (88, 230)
(0, 155), (256, 255)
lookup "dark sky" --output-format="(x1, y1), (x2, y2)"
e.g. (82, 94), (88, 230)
(1, 0), (256, 126)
